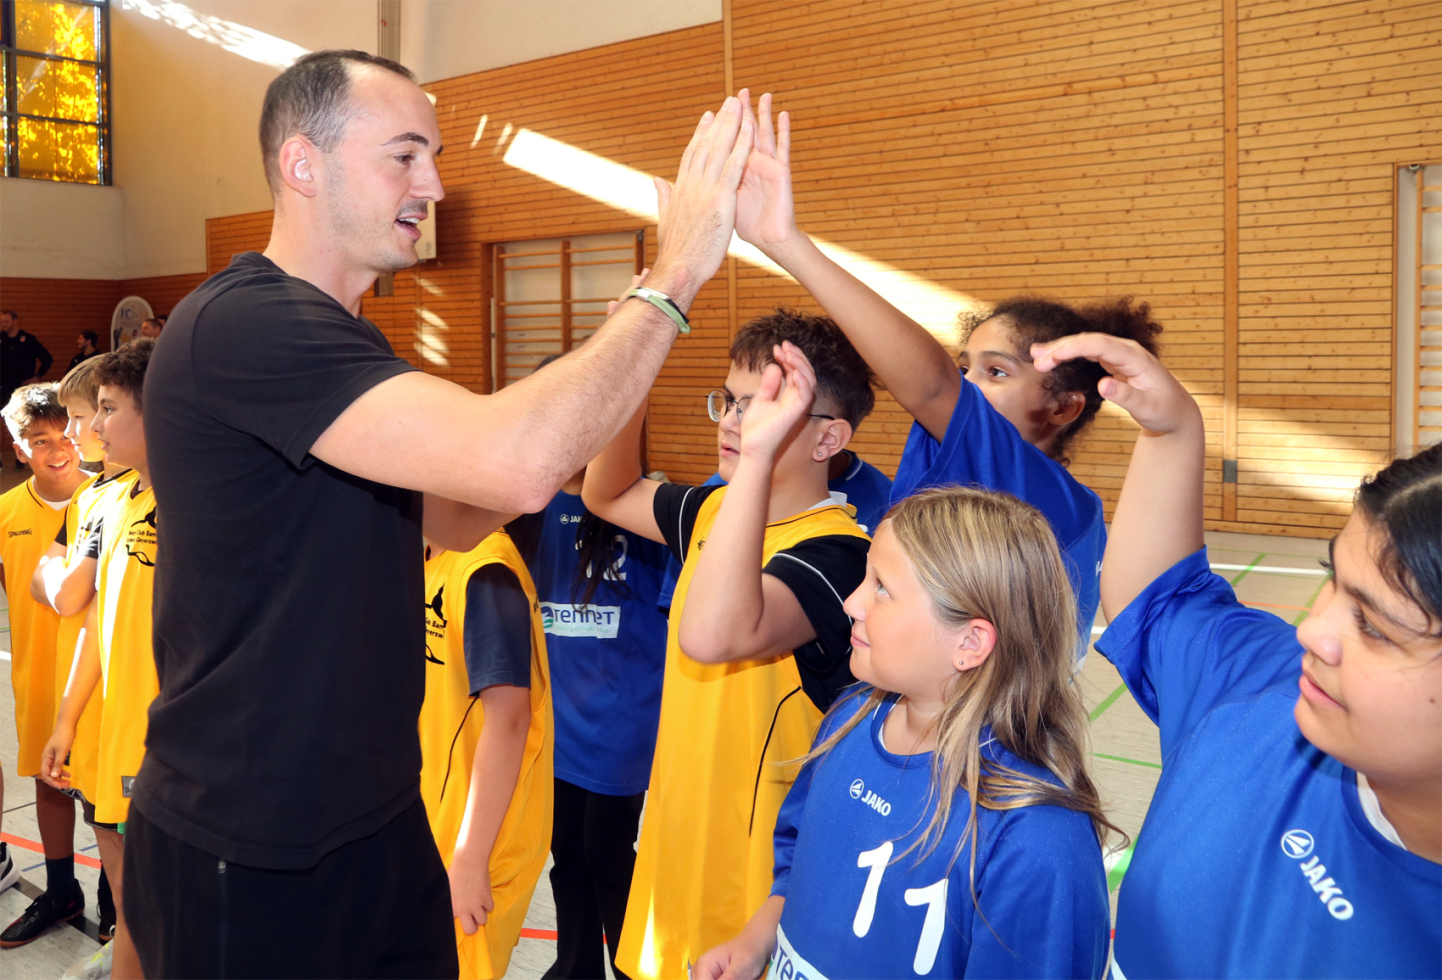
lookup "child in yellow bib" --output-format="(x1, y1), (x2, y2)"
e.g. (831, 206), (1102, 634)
(0, 382), (88, 945)
(419, 527), (552, 980)
(584, 313), (876, 979)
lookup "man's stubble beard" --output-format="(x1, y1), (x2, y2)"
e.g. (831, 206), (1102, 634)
(322, 157), (418, 277)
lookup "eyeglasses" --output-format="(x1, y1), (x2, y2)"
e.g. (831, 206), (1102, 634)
(706, 390), (836, 424)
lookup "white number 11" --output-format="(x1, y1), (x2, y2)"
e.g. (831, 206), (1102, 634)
(852, 843), (948, 975)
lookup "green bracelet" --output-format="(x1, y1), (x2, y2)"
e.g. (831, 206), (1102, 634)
(624, 286), (690, 335)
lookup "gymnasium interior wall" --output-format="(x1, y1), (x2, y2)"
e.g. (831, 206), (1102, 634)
(4, 0), (1437, 537)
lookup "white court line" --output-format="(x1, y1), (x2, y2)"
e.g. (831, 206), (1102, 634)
(1209, 563), (1327, 577)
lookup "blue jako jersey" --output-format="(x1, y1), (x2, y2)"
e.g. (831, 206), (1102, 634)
(656, 451), (893, 608)
(891, 374), (1103, 659)
(523, 492), (671, 796)
(770, 692), (1109, 979)
(1097, 550), (1442, 979)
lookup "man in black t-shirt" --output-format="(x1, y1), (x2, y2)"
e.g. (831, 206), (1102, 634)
(128, 49), (757, 979)
(1, 311), (53, 468)
(66, 331), (101, 373)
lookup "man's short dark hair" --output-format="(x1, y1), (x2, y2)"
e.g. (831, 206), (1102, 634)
(81, 329), (99, 345)
(729, 308), (876, 429)
(2, 310), (18, 319)
(259, 49), (416, 194)
(94, 338), (155, 413)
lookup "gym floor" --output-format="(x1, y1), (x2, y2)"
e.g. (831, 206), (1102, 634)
(0, 461), (1331, 978)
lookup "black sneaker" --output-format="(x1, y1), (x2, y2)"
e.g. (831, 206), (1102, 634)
(0, 880), (84, 947)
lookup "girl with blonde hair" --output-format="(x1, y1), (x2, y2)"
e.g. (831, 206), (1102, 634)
(696, 485), (1117, 980)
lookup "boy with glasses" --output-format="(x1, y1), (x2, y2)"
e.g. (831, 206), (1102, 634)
(583, 310), (874, 980)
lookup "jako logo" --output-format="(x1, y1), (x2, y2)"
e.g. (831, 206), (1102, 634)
(1280, 829), (1314, 859)
(1280, 829), (1354, 920)
(850, 779), (891, 816)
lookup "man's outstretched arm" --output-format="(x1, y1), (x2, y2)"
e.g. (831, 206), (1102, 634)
(312, 95), (757, 518)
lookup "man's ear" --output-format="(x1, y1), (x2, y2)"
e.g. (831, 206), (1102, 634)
(812, 417), (854, 462)
(12, 439), (32, 465)
(277, 136), (320, 198)
(953, 618), (997, 673)
(1048, 390), (1085, 428)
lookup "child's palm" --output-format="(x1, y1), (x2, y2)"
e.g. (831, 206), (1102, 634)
(736, 94), (797, 249)
(739, 344), (817, 457)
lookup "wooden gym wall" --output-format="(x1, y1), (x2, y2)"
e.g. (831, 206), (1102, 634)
(0, 273), (207, 364)
(198, 1), (1441, 535)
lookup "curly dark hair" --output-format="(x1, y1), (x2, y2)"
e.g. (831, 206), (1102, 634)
(729, 308), (877, 429)
(94, 338), (155, 413)
(959, 296), (1163, 464)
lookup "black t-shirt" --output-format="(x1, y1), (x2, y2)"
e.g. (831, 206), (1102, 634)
(652, 483), (869, 712)
(1, 329), (53, 389)
(462, 564), (532, 695)
(136, 252), (423, 870)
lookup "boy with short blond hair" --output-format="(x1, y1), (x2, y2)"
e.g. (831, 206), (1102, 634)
(28, 354), (136, 942)
(40, 339), (158, 978)
(0, 382), (88, 945)
(583, 315), (875, 979)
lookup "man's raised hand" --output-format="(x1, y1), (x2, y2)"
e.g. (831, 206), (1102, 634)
(650, 93), (756, 307)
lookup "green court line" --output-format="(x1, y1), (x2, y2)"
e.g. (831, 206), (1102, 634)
(1106, 844), (1135, 894)
(1228, 552), (1265, 587)
(1088, 682), (1129, 722)
(1293, 574), (1331, 626)
(1095, 752), (1162, 770)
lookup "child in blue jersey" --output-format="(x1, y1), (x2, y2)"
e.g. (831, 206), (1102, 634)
(1032, 333), (1442, 978)
(519, 468), (671, 980)
(729, 93), (1161, 658)
(697, 485), (1115, 980)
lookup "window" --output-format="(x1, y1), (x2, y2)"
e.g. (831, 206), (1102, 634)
(494, 231), (644, 388)
(1, 0), (110, 184)
(1396, 164), (1441, 451)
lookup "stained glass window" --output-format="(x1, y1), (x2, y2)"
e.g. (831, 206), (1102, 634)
(2, 0), (109, 184)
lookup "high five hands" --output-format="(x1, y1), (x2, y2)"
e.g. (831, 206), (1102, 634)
(653, 89), (801, 305)
(651, 94), (755, 303)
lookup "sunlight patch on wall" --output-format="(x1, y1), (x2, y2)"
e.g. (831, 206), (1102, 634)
(121, 0), (308, 70)
(502, 127), (981, 345)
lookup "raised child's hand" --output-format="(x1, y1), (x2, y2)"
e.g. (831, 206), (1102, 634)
(738, 342), (818, 462)
(651, 93), (756, 302)
(735, 92), (801, 254)
(1032, 333), (1201, 436)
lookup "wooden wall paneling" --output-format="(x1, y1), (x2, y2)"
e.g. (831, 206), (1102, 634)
(1233, 0), (1441, 534)
(119, 273), (209, 318)
(0, 278), (121, 368)
(1222, 0), (1240, 520)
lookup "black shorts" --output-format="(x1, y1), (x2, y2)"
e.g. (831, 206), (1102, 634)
(123, 795), (457, 979)
(80, 796), (120, 833)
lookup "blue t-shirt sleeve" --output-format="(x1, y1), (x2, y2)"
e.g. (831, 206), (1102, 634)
(890, 372), (1099, 549)
(462, 564), (533, 695)
(1095, 548), (1305, 758)
(963, 806), (1110, 979)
